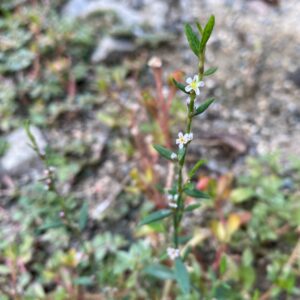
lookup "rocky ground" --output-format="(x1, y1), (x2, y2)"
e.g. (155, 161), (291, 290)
(1, 0), (299, 210)
(0, 1), (299, 297)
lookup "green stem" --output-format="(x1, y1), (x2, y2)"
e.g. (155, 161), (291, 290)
(199, 51), (205, 80)
(173, 213), (178, 247)
(173, 93), (195, 248)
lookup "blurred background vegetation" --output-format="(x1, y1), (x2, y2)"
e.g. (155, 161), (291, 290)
(0, 0), (300, 299)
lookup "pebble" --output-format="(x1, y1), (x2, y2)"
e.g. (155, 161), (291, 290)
(0, 127), (47, 176)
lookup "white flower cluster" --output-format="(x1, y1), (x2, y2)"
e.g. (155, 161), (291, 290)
(43, 166), (56, 190)
(176, 132), (193, 149)
(167, 247), (180, 260)
(168, 193), (178, 208)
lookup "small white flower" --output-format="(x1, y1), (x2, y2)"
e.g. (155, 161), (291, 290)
(185, 75), (204, 96)
(168, 202), (178, 208)
(168, 194), (178, 201)
(75, 251), (85, 263)
(167, 247), (180, 260)
(147, 56), (162, 68)
(176, 132), (188, 149)
(167, 193), (179, 208)
(171, 152), (177, 160)
(187, 132), (193, 142)
(49, 166), (56, 172)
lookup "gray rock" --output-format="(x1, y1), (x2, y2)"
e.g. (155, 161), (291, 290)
(63, 0), (143, 28)
(288, 68), (300, 88)
(91, 36), (136, 63)
(63, 0), (172, 64)
(63, 0), (169, 30)
(141, 1), (168, 30)
(61, 0), (87, 18)
(0, 127), (47, 176)
(89, 176), (122, 220)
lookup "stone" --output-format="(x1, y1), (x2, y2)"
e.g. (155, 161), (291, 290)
(63, 0), (172, 64)
(91, 36), (136, 63)
(63, 0), (169, 30)
(61, 0), (87, 18)
(63, 0), (143, 28)
(288, 68), (300, 88)
(141, 1), (168, 30)
(0, 127), (47, 176)
(89, 176), (122, 220)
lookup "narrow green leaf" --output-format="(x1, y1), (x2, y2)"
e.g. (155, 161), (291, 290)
(0, 138), (9, 157)
(242, 248), (254, 267)
(153, 144), (176, 161)
(252, 290), (261, 300)
(200, 15), (215, 52)
(204, 67), (218, 76)
(73, 276), (93, 286)
(184, 24), (200, 56)
(182, 246), (192, 261)
(196, 22), (203, 35)
(174, 257), (190, 294)
(144, 264), (176, 280)
(24, 120), (39, 152)
(231, 188), (254, 203)
(79, 202), (88, 231)
(178, 235), (192, 244)
(37, 221), (64, 233)
(139, 209), (172, 226)
(220, 255), (227, 275)
(188, 159), (206, 179)
(183, 182), (194, 190)
(184, 188), (210, 199)
(172, 78), (189, 94)
(193, 98), (215, 116)
(185, 204), (201, 212)
(214, 283), (232, 298)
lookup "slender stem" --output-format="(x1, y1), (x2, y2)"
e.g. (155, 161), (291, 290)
(199, 52), (205, 80)
(173, 212), (178, 247)
(173, 94), (195, 248)
(172, 51), (205, 250)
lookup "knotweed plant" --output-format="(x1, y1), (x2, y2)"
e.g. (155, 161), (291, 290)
(24, 121), (89, 236)
(140, 16), (217, 294)
(24, 121), (90, 298)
